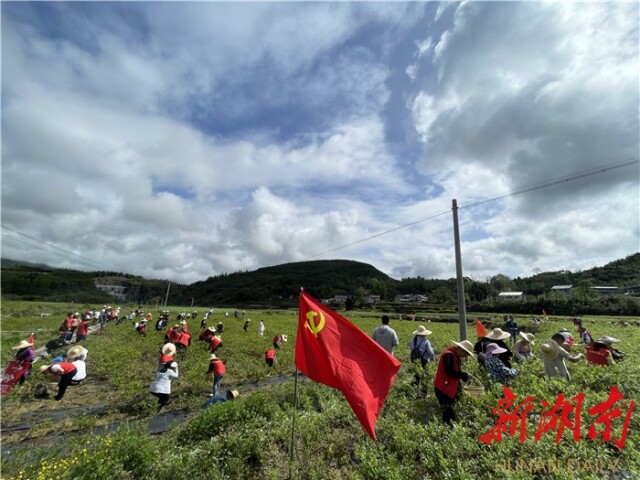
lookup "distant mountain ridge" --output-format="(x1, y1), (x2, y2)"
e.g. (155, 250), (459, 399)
(1, 254), (638, 306)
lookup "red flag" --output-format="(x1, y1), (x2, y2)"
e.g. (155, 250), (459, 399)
(28, 332), (35, 347)
(295, 292), (401, 439)
(542, 309), (548, 318)
(475, 319), (487, 338)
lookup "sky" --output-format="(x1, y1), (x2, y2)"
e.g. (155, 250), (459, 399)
(1, 1), (639, 285)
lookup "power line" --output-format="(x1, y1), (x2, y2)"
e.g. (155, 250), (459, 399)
(0, 234), (118, 271)
(302, 157), (640, 261)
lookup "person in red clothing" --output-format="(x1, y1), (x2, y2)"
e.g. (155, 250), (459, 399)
(265, 349), (276, 368)
(59, 313), (74, 343)
(208, 354), (226, 396)
(199, 327), (216, 342)
(433, 339), (474, 425)
(76, 317), (90, 343)
(273, 334), (288, 349)
(159, 343), (176, 365)
(135, 319), (147, 336)
(39, 362), (77, 401)
(209, 335), (223, 354)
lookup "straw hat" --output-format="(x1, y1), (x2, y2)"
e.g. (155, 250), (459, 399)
(485, 342), (507, 357)
(162, 343), (176, 356)
(228, 389), (239, 399)
(281, 335), (288, 342)
(452, 339), (475, 357)
(169, 362), (178, 369)
(210, 354), (218, 360)
(540, 340), (560, 360)
(595, 336), (621, 345)
(66, 346), (84, 361)
(12, 340), (33, 351)
(207, 327), (216, 333)
(412, 326), (432, 336)
(39, 365), (51, 373)
(486, 328), (510, 341)
(519, 332), (535, 344)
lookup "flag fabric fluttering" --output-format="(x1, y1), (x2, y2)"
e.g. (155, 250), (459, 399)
(475, 319), (487, 338)
(295, 291), (401, 439)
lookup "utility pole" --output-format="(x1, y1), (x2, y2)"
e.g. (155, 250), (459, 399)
(452, 199), (468, 340)
(164, 282), (171, 307)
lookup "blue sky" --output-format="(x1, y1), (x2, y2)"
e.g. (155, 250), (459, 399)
(2, 1), (638, 284)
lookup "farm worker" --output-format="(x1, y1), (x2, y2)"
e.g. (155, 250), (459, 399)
(135, 319), (147, 336)
(199, 327), (216, 342)
(258, 321), (265, 336)
(178, 321), (192, 347)
(503, 316), (519, 344)
(200, 318), (207, 330)
(273, 334), (288, 349)
(572, 317), (583, 327)
(243, 319), (251, 333)
(433, 340), (474, 425)
(208, 354), (225, 396)
(39, 361), (77, 401)
(578, 326), (594, 344)
(216, 322), (224, 333)
(146, 312), (153, 322)
(180, 319), (189, 334)
(67, 346), (88, 384)
(60, 313), (74, 343)
(372, 315), (399, 355)
(201, 389), (239, 409)
(12, 339), (35, 384)
(513, 332), (535, 361)
(586, 336), (624, 366)
(557, 329), (574, 350)
(165, 325), (181, 344)
(76, 316), (91, 343)
(483, 343), (519, 385)
(474, 328), (514, 368)
(408, 325), (436, 366)
(150, 361), (178, 411)
(540, 334), (584, 381)
(265, 349), (276, 367)
(159, 343), (176, 365)
(210, 335), (223, 354)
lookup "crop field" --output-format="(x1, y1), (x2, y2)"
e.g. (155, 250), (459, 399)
(1, 300), (639, 479)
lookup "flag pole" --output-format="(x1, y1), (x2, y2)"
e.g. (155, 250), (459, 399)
(288, 287), (303, 479)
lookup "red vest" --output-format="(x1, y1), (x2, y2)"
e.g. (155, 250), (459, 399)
(210, 337), (222, 350)
(433, 347), (461, 399)
(265, 349), (276, 360)
(50, 362), (77, 376)
(586, 346), (610, 366)
(77, 321), (89, 336)
(210, 359), (225, 377)
(177, 332), (191, 347)
(159, 354), (174, 363)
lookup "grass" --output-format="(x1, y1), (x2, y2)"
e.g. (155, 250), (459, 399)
(1, 301), (639, 479)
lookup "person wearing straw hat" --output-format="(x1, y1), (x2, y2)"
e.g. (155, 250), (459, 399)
(474, 328), (514, 368)
(150, 361), (179, 411)
(433, 339), (474, 424)
(484, 343), (519, 385)
(243, 319), (251, 333)
(201, 389), (239, 409)
(39, 361), (77, 401)
(258, 320), (266, 336)
(159, 343), (176, 365)
(408, 326), (436, 367)
(67, 346), (88, 385)
(540, 334), (584, 380)
(210, 334), (223, 354)
(216, 321), (224, 334)
(557, 328), (574, 350)
(578, 325), (594, 345)
(12, 339), (35, 384)
(513, 332), (535, 361)
(273, 334), (288, 349)
(199, 326), (216, 342)
(208, 354), (226, 396)
(586, 336), (625, 366)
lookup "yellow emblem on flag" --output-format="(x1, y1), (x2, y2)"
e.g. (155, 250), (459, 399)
(305, 310), (325, 337)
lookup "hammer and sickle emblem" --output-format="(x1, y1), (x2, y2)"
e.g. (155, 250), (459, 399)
(305, 310), (326, 337)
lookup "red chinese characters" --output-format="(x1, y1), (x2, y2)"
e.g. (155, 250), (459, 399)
(480, 386), (635, 449)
